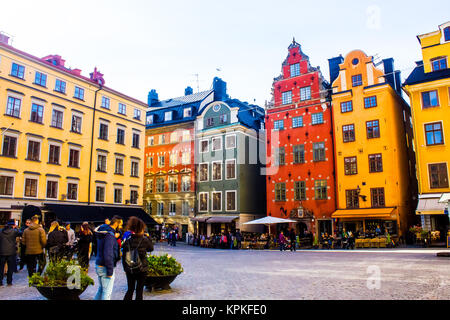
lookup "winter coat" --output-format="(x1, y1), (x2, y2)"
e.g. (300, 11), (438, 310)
(77, 232), (93, 252)
(47, 228), (68, 251)
(0, 226), (19, 256)
(95, 224), (120, 277)
(22, 223), (47, 255)
(289, 232), (296, 242)
(121, 234), (154, 274)
(66, 228), (76, 246)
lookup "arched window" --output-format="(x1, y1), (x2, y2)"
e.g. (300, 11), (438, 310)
(444, 27), (450, 42)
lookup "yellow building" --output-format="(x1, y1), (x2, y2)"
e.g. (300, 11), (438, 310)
(403, 22), (450, 239)
(0, 34), (151, 226)
(329, 50), (417, 239)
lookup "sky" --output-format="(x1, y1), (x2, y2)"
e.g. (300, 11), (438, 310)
(1, 0), (449, 107)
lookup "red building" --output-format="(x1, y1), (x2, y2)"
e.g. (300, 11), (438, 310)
(266, 39), (336, 238)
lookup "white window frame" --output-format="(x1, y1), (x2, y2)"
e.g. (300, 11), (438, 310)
(146, 114), (154, 125)
(158, 155), (165, 168)
(115, 156), (124, 174)
(71, 112), (83, 133)
(164, 111), (173, 121)
(211, 161), (223, 181)
(169, 202), (176, 216)
(181, 175), (190, 192)
(51, 105), (65, 129)
(157, 202), (164, 216)
(101, 96), (110, 109)
(26, 136), (42, 162)
(68, 146), (81, 168)
(0, 172), (15, 197)
(225, 134), (236, 149)
(148, 136), (154, 146)
(97, 152), (108, 172)
(183, 107), (192, 118)
(23, 175), (39, 199)
(66, 180), (79, 201)
(48, 141), (62, 164)
(118, 103), (127, 115)
(130, 188), (139, 205)
(99, 120), (109, 140)
(226, 159), (237, 180)
(212, 137), (222, 151)
(225, 190), (237, 212)
(113, 186), (123, 204)
(131, 160), (139, 177)
(199, 162), (209, 182)
(1, 132), (18, 158)
(95, 183), (106, 203)
(6, 92), (23, 118)
(198, 192), (209, 212)
(211, 191), (222, 212)
(200, 139), (209, 153)
(46, 178), (59, 200)
(300, 86), (311, 101)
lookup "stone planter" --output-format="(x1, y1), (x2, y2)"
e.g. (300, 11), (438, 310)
(34, 285), (88, 300)
(145, 274), (179, 291)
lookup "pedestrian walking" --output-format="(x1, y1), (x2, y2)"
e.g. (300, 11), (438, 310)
(289, 229), (297, 252)
(22, 216), (47, 277)
(18, 219), (31, 270)
(236, 230), (242, 249)
(65, 222), (76, 259)
(94, 215), (123, 300)
(0, 220), (20, 286)
(46, 221), (68, 262)
(122, 216), (154, 300)
(279, 231), (287, 251)
(77, 222), (93, 270)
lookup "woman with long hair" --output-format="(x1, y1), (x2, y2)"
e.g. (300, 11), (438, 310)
(46, 221), (68, 262)
(76, 222), (93, 270)
(122, 216), (153, 300)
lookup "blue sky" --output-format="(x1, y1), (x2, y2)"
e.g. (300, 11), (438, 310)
(1, 0), (449, 107)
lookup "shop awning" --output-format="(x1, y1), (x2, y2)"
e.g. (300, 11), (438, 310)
(331, 208), (396, 219)
(190, 216), (210, 222)
(206, 216), (239, 223)
(439, 193), (450, 203)
(416, 197), (446, 215)
(43, 203), (158, 225)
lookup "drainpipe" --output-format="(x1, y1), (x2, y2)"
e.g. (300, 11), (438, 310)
(328, 95), (338, 236)
(88, 85), (103, 205)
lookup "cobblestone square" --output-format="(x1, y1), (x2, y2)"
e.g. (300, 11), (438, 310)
(1, 243), (449, 300)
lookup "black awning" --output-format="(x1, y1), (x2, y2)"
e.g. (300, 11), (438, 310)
(43, 203), (158, 225)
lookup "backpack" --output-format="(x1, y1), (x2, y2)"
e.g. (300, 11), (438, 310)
(124, 237), (145, 274)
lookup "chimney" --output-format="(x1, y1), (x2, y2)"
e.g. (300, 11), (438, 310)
(89, 67), (105, 86)
(213, 77), (228, 101)
(328, 55), (344, 86)
(185, 86), (193, 96)
(148, 89), (159, 107)
(383, 58), (400, 94)
(42, 55), (66, 67)
(0, 33), (10, 45)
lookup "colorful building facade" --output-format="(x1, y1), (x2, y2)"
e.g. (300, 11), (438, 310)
(266, 40), (336, 236)
(0, 35), (150, 226)
(403, 22), (450, 239)
(329, 50), (417, 238)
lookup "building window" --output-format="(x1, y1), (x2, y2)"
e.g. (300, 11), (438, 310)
(169, 132), (178, 144)
(315, 180), (327, 200)
(146, 115), (153, 125)
(300, 86), (311, 101)
(182, 130), (190, 142)
(200, 140), (209, 153)
(199, 193), (208, 212)
(24, 178), (38, 198)
(48, 145), (60, 164)
(311, 112), (323, 125)
(55, 79), (66, 93)
(71, 114), (82, 133)
(429, 163), (449, 189)
(445, 27), (450, 41)
(147, 156), (153, 169)
(369, 154), (383, 173)
(282, 91), (292, 105)
(341, 101), (353, 113)
(293, 145), (305, 164)
(27, 140), (41, 161)
(131, 161), (139, 177)
(118, 103), (126, 115)
(275, 183), (286, 201)
(34, 72), (47, 87)
(199, 163), (208, 182)
(212, 137), (222, 151)
(212, 192), (222, 211)
(366, 120), (380, 139)
(159, 134), (166, 145)
(97, 154), (107, 172)
(114, 188), (122, 203)
(226, 159), (236, 179)
(2, 135), (17, 157)
(164, 111), (172, 121)
(99, 123), (108, 140)
(6, 97), (21, 118)
(30, 103), (44, 123)
(157, 202), (164, 216)
(352, 74), (363, 87)
(346, 190), (359, 209)
(181, 176), (190, 192)
(273, 120), (284, 130)
(212, 162), (222, 181)
(371, 188), (385, 208)
(226, 191), (237, 211)
(294, 181), (306, 201)
(101, 96), (110, 109)
(421, 90), (439, 108)
(169, 153), (177, 167)
(50, 109), (63, 129)
(364, 96), (377, 108)
(181, 152), (190, 165)
(11, 63), (25, 79)
(130, 190), (139, 204)
(343, 124), (355, 142)
(133, 108), (141, 120)
(431, 57), (447, 71)
(68, 149), (80, 168)
(206, 118), (214, 127)
(145, 178), (153, 193)
(224, 136), (236, 150)
(292, 116), (303, 128)
(113, 157), (123, 174)
(220, 114), (228, 124)
(148, 136), (154, 146)
(183, 107), (192, 118)
(74, 87), (84, 100)
(132, 133), (140, 148)
(46, 180), (58, 199)
(344, 156), (357, 175)
(0, 176), (14, 196)
(169, 203), (176, 216)
(117, 128), (125, 144)
(67, 183), (78, 200)
(425, 122), (444, 145)
(313, 142), (325, 162)
(95, 186), (105, 202)
(158, 155), (165, 167)
(276, 147), (285, 166)
(182, 201), (190, 216)
(156, 178), (165, 193)
(168, 176), (177, 193)
(290, 63), (300, 77)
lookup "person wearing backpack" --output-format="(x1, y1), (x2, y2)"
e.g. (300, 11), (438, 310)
(122, 216), (153, 300)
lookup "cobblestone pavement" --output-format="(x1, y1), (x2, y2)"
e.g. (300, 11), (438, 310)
(1, 243), (449, 300)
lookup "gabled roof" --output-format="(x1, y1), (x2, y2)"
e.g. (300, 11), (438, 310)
(403, 61), (450, 86)
(150, 89), (214, 109)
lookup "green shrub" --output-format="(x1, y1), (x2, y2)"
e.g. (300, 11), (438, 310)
(147, 254), (183, 276)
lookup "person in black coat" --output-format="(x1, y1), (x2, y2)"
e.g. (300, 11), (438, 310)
(122, 216), (154, 300)
(289, 229), (297, 252)
(76, 222), (93, 270)
(46, 221), (68, 262)
(0, 220), (20, 286)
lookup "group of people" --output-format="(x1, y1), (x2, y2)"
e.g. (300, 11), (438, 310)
(0, 214), (154, 300)
(277, 229), (298, 251)
(192, 231), (242, 249)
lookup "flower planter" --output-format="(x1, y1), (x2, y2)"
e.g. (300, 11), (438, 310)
(145, 274), (179, 291)
(34, 285), (88, 300)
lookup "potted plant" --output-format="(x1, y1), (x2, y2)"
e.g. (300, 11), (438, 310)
(145, 254), (183, 291)
(29, 259), (94, 300)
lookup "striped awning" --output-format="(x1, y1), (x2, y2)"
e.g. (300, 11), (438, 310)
(416, 197), (446, 215)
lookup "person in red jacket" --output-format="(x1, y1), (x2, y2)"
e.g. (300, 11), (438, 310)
(279, 231), (287, 251)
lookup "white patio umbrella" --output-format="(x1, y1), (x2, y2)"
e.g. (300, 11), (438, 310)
(243, 216), (297, 235)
